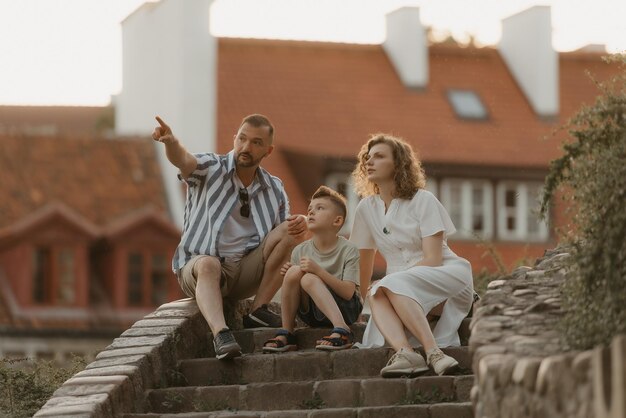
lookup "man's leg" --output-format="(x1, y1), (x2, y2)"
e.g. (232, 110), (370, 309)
(192, 256), (228, 335)
(252, 221), (297, 310)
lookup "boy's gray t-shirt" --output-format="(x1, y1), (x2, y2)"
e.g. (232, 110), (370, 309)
(290, 236), (360, 288)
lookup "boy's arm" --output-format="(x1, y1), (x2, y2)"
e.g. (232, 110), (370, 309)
(298, 257), (356, 300)
(358, 249), (376, 300)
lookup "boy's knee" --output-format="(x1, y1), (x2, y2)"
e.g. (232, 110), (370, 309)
(300, 273), (321, 290)
(284, 266), (304, 285)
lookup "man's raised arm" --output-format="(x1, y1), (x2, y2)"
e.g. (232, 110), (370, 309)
(152, 116), (197, 179)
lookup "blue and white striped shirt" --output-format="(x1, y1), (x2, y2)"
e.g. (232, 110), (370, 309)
(172, 151), (290, 274)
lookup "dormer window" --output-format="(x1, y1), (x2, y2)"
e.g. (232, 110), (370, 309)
(447, 89), (488, 120)
(32, 246), (77, 305)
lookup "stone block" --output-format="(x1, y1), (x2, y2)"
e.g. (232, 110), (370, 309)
(73, 365), (145, 410)
(274, 351), (331, 381)
(429, 402), (474, 418)
(95, 345), (158, 360)
(357, 405), (429, 418)
(511, 357), (541, 391)
(85, 354), (146, 370)
(330, 348), (390, 379)
(180, 358), (242, 386)
(33, 401), (110, 418)
(131, 317), (187, 328)
(497, 355), (517, 387)
(240, 353), (275, 383)
(314, 379), (361, 408)
(266, 410), (309, 417)
(148, 387), (196, 414)
(360, 378), (407, 407)
(242, 381), (314, 410)
(121, 325), (178, 337)
(42, 393), (109, 409)
(454, 375), (475, 401)
(194, 385), (242, 412)
(406, 376), (455, 401)
(106, 335), (169, 350)
(487, 280), (506, 289)
(53, 375), (133, 416)
(572, 350), (593, 382)
(309, 408), (357, 417)
(146, 308), (197, 319)
(477, 354), (505, 385)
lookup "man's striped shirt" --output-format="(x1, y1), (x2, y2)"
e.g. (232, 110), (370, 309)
(172, 151), (290, 274)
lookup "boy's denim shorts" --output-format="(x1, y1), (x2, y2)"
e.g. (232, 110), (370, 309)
(298, 287), (363, 327)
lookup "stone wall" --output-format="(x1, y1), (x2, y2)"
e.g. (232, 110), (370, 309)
(33, 298), (280, 417)
(470, 247), (626, 418)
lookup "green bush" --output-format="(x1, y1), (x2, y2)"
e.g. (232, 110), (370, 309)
(0, 356), (86, 418)
(541, 54), (626, 350)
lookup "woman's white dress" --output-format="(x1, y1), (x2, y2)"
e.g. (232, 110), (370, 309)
(350, 189), (473, 348)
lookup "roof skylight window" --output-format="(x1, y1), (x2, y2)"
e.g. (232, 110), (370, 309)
(447, 89), (488, 120)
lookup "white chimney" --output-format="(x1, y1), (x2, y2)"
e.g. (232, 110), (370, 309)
(383, 7), (428, 89)
(499, 6), (559, 117)
(115, 0), (217, 227)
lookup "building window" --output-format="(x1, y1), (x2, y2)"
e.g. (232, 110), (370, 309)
(447, 89), (488, 120)
(32, 246), (77, 305)
(496, 181), (548, 241)
(128, 253), (143, 306)
(127, 251), (171, 307)
(32, 247), (52, 304)
(151, 255), (169, 306)
(441, 179), (493, 239)
(325, 172), (360, 235)
(424, 178), (438, 197)
(57, 249), (76, 305)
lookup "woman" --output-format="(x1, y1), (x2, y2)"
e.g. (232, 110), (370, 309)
(350, 134), (474, 378)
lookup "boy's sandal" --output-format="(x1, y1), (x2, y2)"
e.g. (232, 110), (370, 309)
(315, 327), (354, 351)
(262, 329), (298, 353)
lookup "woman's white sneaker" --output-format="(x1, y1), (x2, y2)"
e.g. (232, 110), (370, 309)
(426, 348), (459, 375)
(380, 348), (429, 378)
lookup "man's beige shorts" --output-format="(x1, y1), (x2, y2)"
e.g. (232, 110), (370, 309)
(178, 239), (266, 301)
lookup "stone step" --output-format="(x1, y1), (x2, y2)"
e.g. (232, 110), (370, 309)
(125, 401), (473, 417)
(145, 374), (474, 414)
(205, 317), (471, 358)
(177, 346), (472, 387)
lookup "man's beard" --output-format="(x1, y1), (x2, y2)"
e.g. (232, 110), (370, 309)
(235, 152), (262, 168)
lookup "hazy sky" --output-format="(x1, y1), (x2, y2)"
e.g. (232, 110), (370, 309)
(0, 0), (624, 106)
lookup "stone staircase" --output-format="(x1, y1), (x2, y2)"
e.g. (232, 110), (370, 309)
(34, 299), (476, 417)
(123, 320), (474, 417)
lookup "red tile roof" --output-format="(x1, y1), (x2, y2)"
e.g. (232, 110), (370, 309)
(0, 105), (111, 136)
(215, 38), (618, 214)
(0, 134), (170, 231)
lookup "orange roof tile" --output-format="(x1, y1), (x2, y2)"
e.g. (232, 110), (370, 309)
(215, 38), (618, 213)
(0, 134), (170, 230)
(0, 105), (110, 136)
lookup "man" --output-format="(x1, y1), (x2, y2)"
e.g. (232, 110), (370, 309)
(152, 114), (307, 360)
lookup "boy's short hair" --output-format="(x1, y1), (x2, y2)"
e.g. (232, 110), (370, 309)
(311, 186), (347, 227)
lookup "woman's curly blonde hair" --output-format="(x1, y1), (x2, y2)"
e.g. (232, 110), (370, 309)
(351, 133), (426, 199)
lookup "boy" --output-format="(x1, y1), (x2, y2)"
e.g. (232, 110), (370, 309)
(263, 186), (362, 352)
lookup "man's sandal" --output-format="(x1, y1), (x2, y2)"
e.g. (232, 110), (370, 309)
(315, 327), (354, 351)
(262, 329), (298, 353)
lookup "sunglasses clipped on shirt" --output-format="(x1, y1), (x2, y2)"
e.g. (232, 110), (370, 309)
(239, 188), (250, 218)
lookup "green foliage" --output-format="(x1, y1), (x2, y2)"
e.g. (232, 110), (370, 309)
(541, 54), (626, 350)
(300, 393), (325, 410)
(0, 356), (86, 418)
